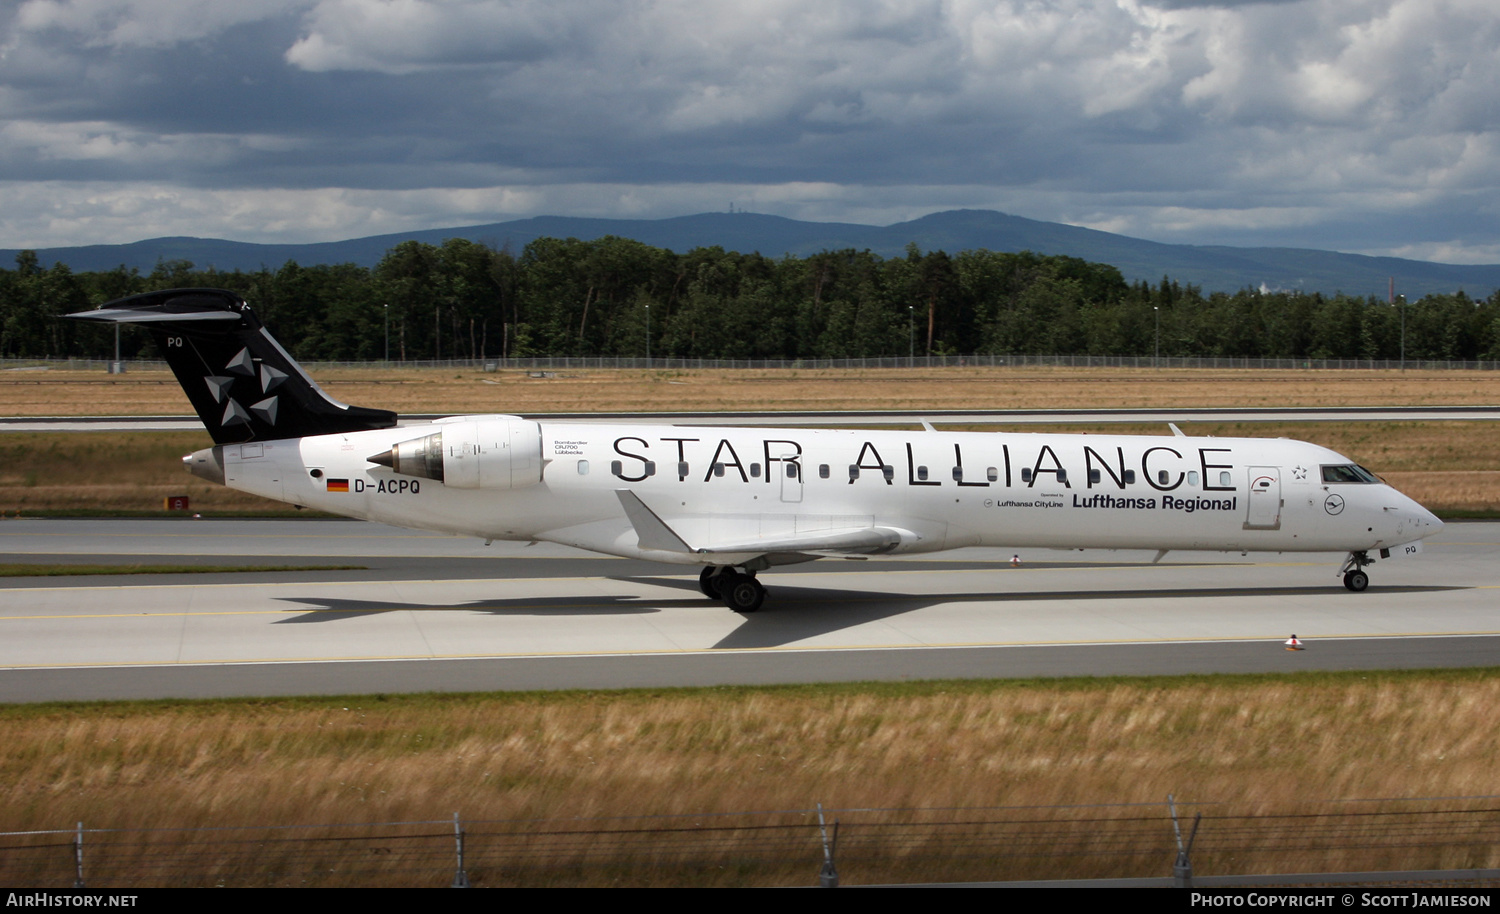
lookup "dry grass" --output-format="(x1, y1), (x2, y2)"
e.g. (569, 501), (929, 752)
(0, 432), (287, 514)
(5, 365), (1500, 415)
(3, 672), (1499, 885)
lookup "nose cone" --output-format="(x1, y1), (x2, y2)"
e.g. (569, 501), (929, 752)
(1392, 489), (1444, 540)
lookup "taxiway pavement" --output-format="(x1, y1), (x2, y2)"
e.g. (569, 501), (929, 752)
(0, 518), (1495, 702)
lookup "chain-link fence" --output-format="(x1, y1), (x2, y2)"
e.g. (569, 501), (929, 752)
(6, 796), (1500, 888)
(5, 354), (1500, 373)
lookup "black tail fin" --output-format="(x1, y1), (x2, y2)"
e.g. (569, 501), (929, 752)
(69, 288), (398, 445)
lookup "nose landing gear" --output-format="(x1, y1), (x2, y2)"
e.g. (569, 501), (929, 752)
(698, 565), (767, 613)
(1339, 551), (1372, 592)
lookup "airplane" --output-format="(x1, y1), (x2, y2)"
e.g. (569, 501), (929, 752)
(69, 288), (1445, 612)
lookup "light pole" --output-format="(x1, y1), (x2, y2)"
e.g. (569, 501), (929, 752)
(1154, 305), (1160, 369)
(1399, 295), (1406, 371)
(908, 306), (914, 365)
(645, 303), (651, 368)
(383, 303), (389, 365)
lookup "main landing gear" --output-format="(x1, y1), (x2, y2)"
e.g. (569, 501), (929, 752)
(1339, 550), (1372, 592)
(699, 565), (766, 613)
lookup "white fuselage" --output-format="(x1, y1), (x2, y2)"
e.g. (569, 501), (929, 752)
(208, 416), (1444, 567)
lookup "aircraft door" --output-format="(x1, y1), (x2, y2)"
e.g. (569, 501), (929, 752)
(1245, 466), (1281, 529)
(779, 454), (804, 503)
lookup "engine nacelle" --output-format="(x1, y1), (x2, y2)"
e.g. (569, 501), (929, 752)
(370, 416), (542, 489)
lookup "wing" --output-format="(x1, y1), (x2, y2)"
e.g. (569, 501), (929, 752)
(615, 490), (903, 557)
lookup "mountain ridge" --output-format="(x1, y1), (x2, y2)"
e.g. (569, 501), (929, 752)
(6, 209), (1497, 299)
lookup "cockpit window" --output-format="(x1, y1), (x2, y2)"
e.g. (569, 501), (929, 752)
(1322, 464), (1379, 484)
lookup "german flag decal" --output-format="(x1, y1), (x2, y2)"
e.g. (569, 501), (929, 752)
(326, 478), (350, 493)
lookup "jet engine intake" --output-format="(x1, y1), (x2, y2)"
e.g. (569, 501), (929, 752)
(369, 431), (445, 481)
(369, 416), (542, 489)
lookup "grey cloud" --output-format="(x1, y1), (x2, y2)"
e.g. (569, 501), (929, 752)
(0, 0), (1495, 262)
(284, 0), (592, 73)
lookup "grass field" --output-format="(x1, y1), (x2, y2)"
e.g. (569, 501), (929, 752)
(3, 671), (1498, 886)
(5, 365), (1500, 415)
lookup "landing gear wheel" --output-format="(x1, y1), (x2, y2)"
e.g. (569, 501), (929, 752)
(698, 566), (722, 599)
(721, 574), (766, 613)
(1343, 569), (1369, 592)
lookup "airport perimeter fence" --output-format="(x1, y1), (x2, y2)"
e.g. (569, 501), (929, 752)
(6, 354), (1500, 373)
(4, 795), (1500, 888)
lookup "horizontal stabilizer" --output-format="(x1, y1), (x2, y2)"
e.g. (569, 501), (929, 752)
(69, 306), (242, 324)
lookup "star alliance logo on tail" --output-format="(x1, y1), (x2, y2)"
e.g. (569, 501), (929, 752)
(202, 347), (281, 430)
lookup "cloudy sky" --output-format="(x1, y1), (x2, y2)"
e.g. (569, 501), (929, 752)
(1, 0), (1497, 261)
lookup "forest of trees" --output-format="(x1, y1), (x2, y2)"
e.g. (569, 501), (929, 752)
(2, 237), (1498, 362)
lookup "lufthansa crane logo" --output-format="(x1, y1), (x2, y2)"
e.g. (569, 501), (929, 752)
(1324, 493), (1345, 515)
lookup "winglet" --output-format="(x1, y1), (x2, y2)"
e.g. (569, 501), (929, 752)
(615, 490), (693, 553)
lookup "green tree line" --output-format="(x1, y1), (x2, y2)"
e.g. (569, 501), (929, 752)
(3, 238), (1499, 362)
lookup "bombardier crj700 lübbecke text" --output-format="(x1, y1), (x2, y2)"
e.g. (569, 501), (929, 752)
(72, 289), (1445, 613)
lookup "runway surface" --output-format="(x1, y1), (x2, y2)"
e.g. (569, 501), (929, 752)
(0, 518), (1496, 702)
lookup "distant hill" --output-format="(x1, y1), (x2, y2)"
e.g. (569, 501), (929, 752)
(6, 209), (1498, 298)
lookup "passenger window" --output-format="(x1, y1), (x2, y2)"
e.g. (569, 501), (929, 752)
(819, 464), (830, 479)
(1219, 471), (1232, 487)
(1089, 469), (1101, 484)
(917, 466), (929, 481)
(951, 466), (963, 482)
(750, 463), (761, 478)
(1187, 471), (1199, 486)
(610, 460), (622, 476)
(1056, 469), (1067, 483)
(713, 463), (725, 478)
(1124, 470), (1136, 484)
(678, 461), (689, 478)
(1158, 470), (1169, 485)
(577, 459), (589, 475)
(786, 463), (799, 479)
(848, 465), (859, 480)
(882, 465), (894, 481)
(1021, 468), (1032, 483)
(644, 461), (656, 477)
(986, 467), (998, 482)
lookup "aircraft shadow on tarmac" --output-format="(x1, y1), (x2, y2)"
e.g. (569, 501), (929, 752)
(269, 580), (1464, 651)
(614, 576), (1467, 650)
(270, 594), (677, 622)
